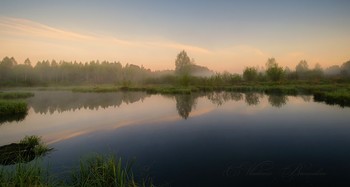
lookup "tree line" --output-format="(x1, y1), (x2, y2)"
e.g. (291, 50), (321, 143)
(1, 51), (350, 87)
(0, 57), (155, 86)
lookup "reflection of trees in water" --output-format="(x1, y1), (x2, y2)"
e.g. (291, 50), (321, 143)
(175, 94), (197, 119)
(268, 94), (288, 108)
(245, 93), (262, 106)
(27, 91), (304, 118)
(207, 92), (243, 106)
(27, 91), (149, 114)
(0, 113), (27, 124)
(300, 95), (312, 102)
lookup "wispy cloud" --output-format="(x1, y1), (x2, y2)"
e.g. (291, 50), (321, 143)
(0, 16), (210, 52)
(0, 17), (95, 41)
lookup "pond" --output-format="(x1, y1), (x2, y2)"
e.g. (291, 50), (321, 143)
(0, 91), (350, 186)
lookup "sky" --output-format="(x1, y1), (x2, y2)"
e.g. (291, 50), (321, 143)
(0, 0), (349, 73)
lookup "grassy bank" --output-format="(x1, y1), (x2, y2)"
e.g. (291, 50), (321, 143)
(0, 92), (33, 123)
(0, 155), (154, 187)
(0, 100), (28, 116)
(0, 92), (34, 100)
(0, 136), (153, 186)
(70, 83), (350, 107)
(3, 83), (350, 107)
(70, 83), (349, 93)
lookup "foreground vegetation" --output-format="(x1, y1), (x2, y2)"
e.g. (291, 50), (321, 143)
(0, 155), (153, 187)
(0, 136), (52, 165)
(0, 136), (153, 187)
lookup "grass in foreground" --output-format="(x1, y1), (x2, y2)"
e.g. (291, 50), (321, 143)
(0, 161), (55, 187)
(0, 136), (52, 165)
(72, 154), (154, 187)
(0, 154), (154, 187)
(0, 136), (153, 186)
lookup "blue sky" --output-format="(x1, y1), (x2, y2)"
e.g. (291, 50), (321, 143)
(0, 0), (349, 72)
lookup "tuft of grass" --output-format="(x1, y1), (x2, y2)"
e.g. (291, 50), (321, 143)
(0, 161), (55, 187)
(20, 135), (41, 148)
(0, 92), (34, 100)
(0, 136), (53, 165)
(0, 154), (155, 187)
(71, 154), (143, 187)
(19, 135), (52, 156)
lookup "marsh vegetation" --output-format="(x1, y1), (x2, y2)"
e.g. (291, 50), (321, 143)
(0, 92), (34, 124)
(0, 136), (52, 165)
(1, 51), (350, 107)
(0, 136), (153, 187)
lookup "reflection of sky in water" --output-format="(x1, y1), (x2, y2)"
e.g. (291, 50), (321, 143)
(1, 91), (350, 186)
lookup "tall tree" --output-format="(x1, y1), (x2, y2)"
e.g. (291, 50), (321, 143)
(265, 58), (284, 81)
(175, 50), (192, 75)
(296, 60), (309, 73)
(243, 67), (258, 81)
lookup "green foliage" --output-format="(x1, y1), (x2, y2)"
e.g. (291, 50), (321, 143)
(2, 56), (350, 87)
(0, 161), (55, 187)
(243, 67), (258, 81)
(296, 60), (309, 74)
(0, 100), (28, 116)
(71, 154), (146, 187)
(175, 50), (192, 75)
(0, 57), (152, 86)
(19, 136), (52, 156)
(20, 135), (41, 148)
(341, 60), (350, 77)
(0, 154), (154, 187)
(0, 92), (34, 99)
(265, 58), (284, 81)
(0, 136), (53, 165)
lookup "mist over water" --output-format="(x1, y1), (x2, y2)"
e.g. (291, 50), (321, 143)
(1, 91), (349, 186)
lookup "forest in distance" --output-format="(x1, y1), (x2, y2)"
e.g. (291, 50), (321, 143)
(1, 50), (350, 87)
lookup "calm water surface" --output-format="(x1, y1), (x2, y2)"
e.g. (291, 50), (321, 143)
(1, 91), (350, 186)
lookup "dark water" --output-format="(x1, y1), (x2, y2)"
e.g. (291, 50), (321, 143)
(1, 91), (350, 186)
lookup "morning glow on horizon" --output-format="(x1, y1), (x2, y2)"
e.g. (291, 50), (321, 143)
(0, 0), (349, 73)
